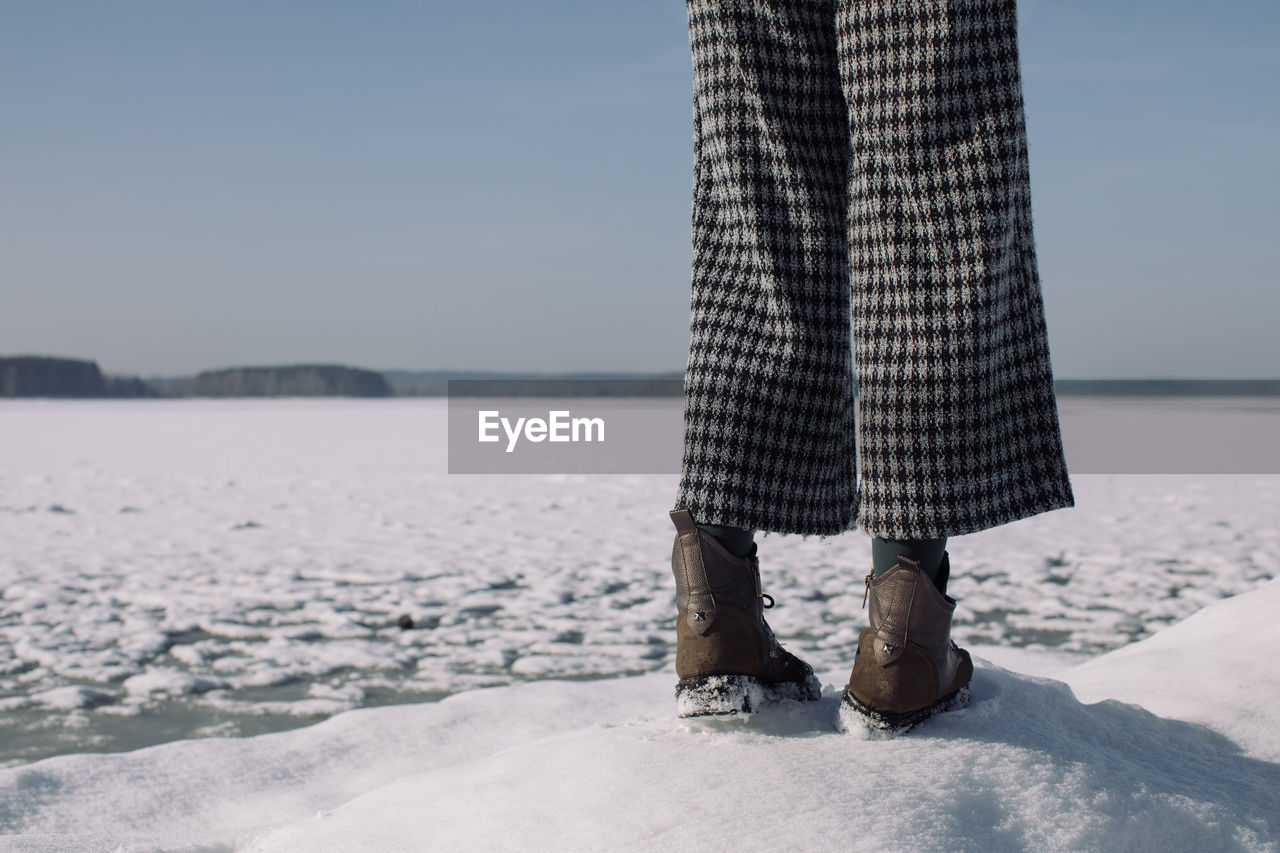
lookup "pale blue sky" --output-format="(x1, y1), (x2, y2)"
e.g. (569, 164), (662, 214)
(2, 1), (1276, 378)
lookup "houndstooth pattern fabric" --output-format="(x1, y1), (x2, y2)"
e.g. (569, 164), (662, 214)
(674, 0), (1075, 539)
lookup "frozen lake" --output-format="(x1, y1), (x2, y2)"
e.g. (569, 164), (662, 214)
(1, 398), (1277, 767)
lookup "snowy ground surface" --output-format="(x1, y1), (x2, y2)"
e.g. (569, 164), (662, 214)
(0, 578), (1276, 852)
(1, 399), (1278, 770)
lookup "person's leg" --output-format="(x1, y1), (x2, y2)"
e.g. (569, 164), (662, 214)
(673, 0), (857, 538)
(835, 0), (1071, 733)
(668, 0), (849, 716)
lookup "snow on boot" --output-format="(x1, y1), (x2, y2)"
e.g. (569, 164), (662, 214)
(669, 509), (821, 717)
(840, 553), (974, 736)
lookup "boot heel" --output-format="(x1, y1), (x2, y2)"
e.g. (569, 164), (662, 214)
(838, 684), (972, 738)
(675, 674), (765, 717)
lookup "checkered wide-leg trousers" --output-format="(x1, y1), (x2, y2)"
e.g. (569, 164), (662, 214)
(673, 0), (1075, 538)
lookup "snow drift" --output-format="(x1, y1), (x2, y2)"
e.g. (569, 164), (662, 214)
(3, 581), (1280, 853)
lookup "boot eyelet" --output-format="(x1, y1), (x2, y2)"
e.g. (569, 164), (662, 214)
(759, 593), (775, 609)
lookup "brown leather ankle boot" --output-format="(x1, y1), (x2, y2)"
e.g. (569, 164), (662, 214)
(669, 509), (821, 717)
(840, 553), (973, 735)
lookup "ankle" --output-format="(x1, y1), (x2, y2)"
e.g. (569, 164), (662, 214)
(696, 522), (755, 558)
(871, 536), (947, 580)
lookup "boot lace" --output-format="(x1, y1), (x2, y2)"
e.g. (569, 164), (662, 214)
(748, 555), (775, 609)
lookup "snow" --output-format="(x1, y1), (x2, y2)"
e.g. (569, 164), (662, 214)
(0, 581), (1277, 851)
(0, 398), (1278, 850)
(1063, 577), (1280, 763)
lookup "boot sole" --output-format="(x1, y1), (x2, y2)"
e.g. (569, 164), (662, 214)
(675, 672), (822, 718)
(837, 684), (972, 737)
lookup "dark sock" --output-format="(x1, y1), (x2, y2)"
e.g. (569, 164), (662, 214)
(871, 536), (947, 580)
(696, 523), (755, 558)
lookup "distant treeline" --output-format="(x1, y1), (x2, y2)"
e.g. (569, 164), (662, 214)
(1, 357), (389, 398)
(3, 356), (1279, 398)
(152, 365), (391, 397)
(1, 356), (152, 398)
